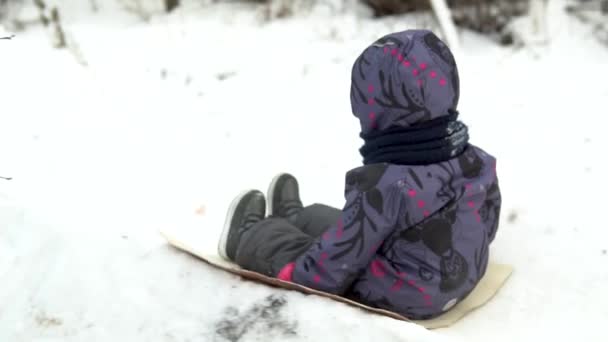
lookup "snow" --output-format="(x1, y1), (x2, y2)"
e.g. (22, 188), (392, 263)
(1, 0), (608, 341)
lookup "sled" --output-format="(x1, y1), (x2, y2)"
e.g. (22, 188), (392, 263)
(161, 229), (512, 330)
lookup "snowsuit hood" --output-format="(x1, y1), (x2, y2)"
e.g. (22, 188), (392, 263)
(350, 30), (460, 136)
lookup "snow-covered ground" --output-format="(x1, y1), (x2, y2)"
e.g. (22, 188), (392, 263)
(1, 0), (607, 341)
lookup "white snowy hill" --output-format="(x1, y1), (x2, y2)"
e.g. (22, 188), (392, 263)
(1, 0), (607, 341)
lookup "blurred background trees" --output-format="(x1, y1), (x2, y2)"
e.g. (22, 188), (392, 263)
(1, 0), (607, 47)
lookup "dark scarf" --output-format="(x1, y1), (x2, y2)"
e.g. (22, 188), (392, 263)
(359, 111), (469, 165)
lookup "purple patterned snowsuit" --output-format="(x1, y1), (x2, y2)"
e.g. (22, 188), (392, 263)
(282, 30), (502, 319)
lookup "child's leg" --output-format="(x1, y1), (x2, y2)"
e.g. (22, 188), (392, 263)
(293, 204), (341, 238)
(234, 217), (314, 277)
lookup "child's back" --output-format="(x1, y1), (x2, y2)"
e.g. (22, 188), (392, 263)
(334, 149), (500, 319)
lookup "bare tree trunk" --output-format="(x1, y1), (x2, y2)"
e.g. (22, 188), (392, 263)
(429, 0), (460, 55)
(33, 0), (49, 26)
(50, 7), (66, 48)
(32, 0), (66, 48)
(529, 0), (548, 37)
(165, 0), (179, 12)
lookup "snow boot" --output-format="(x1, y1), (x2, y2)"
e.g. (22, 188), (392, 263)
(267, 173), (303, 219)
(218, 190), (266, 261)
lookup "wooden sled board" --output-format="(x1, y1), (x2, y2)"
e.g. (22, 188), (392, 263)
(162, 231), (512, 330)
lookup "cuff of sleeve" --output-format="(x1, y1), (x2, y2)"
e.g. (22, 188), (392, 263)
(276, 262), (296, 282)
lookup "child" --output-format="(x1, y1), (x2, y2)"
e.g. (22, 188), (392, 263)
(217, 29), (501, 320)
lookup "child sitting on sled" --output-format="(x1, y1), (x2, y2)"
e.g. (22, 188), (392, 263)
(217, 29), (502, 320)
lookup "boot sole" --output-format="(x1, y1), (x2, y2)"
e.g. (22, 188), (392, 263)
(217, 189), (257, 261)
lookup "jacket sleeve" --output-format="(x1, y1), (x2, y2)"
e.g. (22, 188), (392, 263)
(290, 184), (400, 295)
